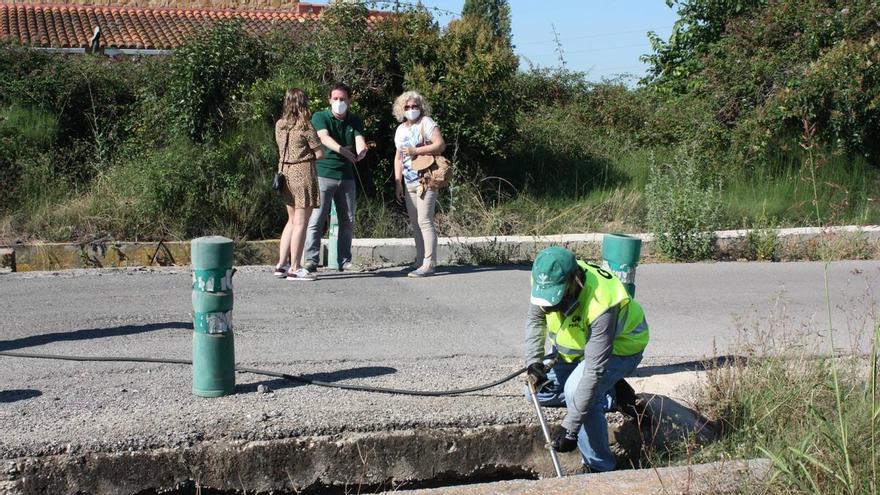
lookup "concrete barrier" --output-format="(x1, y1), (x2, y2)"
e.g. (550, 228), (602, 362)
(2, 225), (878, 272)
(0, 248), (14, 273)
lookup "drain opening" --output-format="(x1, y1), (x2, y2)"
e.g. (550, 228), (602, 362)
(136, 466), (540, 495)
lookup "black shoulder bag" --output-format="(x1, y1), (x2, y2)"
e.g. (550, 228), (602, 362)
(272, 130), (289, 192)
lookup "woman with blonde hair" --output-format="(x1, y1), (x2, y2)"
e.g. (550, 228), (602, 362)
(393, 90), (446, 277)
(273, 88), (324, 281)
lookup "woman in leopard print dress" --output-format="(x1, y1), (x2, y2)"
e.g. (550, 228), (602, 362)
(274, 88), (323, 281)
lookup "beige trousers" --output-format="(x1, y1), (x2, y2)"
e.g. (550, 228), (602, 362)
(404, 183), (438, 267)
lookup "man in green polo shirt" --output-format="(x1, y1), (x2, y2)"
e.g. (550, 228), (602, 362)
(303, 82), (368, 272)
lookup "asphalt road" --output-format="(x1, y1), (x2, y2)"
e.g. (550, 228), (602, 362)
(1, 261), (878, 459)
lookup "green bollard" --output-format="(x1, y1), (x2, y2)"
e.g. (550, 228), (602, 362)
(191, 236), (235, 397)
(602, 233), (642, 297)
(327, 201), (339, 269)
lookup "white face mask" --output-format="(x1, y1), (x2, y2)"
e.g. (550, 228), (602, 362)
(331, 100), (348, 115)
(404, 109), (421, 121)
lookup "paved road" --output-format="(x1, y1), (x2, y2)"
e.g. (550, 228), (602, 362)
(1, 261), (878, 459)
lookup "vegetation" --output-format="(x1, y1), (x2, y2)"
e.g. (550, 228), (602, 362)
(0, 0), (877, 260)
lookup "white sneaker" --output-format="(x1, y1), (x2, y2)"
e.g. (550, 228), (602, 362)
(273, 264), (290, 278)
(286, 268), (317, 281)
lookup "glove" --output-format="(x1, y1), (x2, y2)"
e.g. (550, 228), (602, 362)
(551, 426), (578, 453)
(526, 362), (548, 387)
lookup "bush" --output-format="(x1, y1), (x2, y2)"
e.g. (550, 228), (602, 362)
(646, 146), (722, 261)
(510, 104), (622, 197)
(408, 16), (519, 177)
(168, 21), (273, 142)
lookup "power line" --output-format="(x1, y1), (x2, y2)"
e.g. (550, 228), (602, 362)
(516, 26), (671, 46)
(521, 42), (649, 58)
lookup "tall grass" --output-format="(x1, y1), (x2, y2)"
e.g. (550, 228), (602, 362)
(723, 147), (878, 228)
(678, 120), (880, 494)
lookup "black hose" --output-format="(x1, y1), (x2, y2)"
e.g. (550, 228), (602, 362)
(0, 350), (526, 397)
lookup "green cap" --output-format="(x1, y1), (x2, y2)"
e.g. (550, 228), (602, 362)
(530, 246), (577, 306)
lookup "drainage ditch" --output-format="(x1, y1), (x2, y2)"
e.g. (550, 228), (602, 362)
(5, 419), (652, 495)
(137, 467), (540, 495)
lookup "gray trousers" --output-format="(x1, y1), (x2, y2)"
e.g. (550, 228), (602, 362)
(303, 177), (356, 268)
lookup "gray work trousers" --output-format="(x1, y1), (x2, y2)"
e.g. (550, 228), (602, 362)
(303, 177), (356, 268)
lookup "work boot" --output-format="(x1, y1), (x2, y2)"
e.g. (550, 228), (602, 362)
(340, 261), (363, 273)
(614, 378), (639, 419)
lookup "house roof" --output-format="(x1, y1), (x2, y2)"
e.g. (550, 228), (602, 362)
(0, 3), (389, 50)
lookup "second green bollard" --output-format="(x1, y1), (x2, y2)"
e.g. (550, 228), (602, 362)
(191, 236), (236, 397)
(602, 233), (642, 297)
(327, 202), (339, 270)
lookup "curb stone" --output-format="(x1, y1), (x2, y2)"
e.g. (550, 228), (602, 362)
(1, 226), (877, 272)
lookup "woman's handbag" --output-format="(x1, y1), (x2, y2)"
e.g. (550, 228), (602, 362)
(411, 119), (452, 194)
(271, 171), (284, 192)
(412, 154), (452, 190)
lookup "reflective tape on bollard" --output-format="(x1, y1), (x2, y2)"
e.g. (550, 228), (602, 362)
(192, 268), (235, 293)
(193, 311), (233, 334)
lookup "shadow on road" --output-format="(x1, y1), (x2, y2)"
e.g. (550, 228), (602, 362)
(0, 321), (192, 352)
(633, 355), (749, 377)
(0, 389), (42, 403)
(314, 264), (532, 280)
(239, 365), (398, 394)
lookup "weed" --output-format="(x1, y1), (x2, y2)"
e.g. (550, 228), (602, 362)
(449, 237), (523, 265)
(646, 146), (722, 261)
(744, 208), (780, 262)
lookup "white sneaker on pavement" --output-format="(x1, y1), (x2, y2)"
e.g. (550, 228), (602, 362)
(286, 268), (317, 281)
(273, 264), (290, 278)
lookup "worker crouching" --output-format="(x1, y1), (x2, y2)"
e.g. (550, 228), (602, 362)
(525, 246), (649, 473)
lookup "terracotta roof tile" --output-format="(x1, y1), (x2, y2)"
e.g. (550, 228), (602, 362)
(0, 2), (382, 50)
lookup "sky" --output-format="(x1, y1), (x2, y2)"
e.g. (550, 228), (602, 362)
(387, 1), (681, 83)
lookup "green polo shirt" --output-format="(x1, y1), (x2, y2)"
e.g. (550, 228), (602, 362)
(311, 109), (365, 180)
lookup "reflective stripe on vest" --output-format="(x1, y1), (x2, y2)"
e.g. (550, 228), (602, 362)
(545, 261), (649, 362)
(549, 331), (585, 357)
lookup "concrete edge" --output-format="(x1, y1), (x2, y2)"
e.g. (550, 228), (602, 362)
(396, 458), (772, 495)
(1, 225), (878, 272)
(0, 425), (584, 494)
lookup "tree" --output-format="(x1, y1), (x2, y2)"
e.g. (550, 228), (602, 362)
(640, 0), (766, 94)
(461, 0), (511, 45)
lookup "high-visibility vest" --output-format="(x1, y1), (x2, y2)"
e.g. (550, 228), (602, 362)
(545, 261), (649, 363)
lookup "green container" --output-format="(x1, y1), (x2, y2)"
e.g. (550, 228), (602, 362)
(327, 202), (339, 269)
(601, 233), (642, 297)
(191, 236), (235, 398)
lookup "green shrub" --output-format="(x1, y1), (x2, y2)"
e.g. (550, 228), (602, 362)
(408, 16), (518, 177)
(510, 104), (623, 197)
(744, 211), (779, 261)
(168, 20), (273, 142)
(646, 147), (722, 261)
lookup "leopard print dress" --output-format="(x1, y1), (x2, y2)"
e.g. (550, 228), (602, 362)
(275, 120), (322, 208)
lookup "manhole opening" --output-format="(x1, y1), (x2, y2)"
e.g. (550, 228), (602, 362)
(137, 466), (540, 494)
